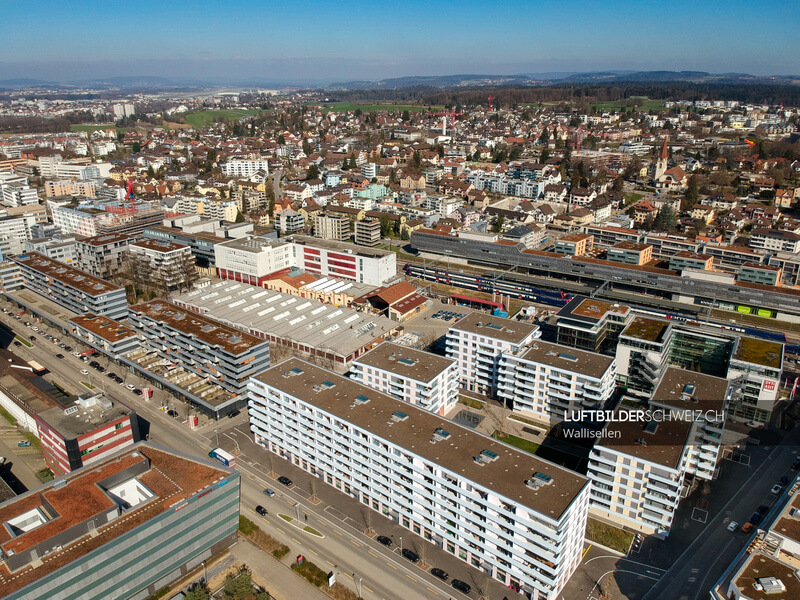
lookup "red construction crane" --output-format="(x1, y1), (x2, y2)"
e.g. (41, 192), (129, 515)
(488, 95), (494, 112)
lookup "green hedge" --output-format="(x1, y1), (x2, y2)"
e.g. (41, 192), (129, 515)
(291, 559), (329, 587)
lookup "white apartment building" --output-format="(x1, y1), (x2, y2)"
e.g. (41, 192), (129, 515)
(38, 155), (63, 178)
(350, 342), (459, 416)
(446, 312), (541, 397)
(313, 213), (350, 242)
(75, 233), (134, 278)
(112, 103), (135, 118)
(51, 204), (102, 236)
(749, 228), (800, 253)
(0, 215), (38, 258)
(221, 159), (269, 178)
(587, 368), (729, 538)
(498, 341), (616, 425)
(248, 358), (591, 599)
(54, 163), (102, 180)
(1, 186), (38, 207)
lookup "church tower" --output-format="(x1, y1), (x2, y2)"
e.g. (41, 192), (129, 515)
(655, 137), (669, 180)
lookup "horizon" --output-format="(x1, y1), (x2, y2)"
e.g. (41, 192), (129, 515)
(2, 0), (797, 84)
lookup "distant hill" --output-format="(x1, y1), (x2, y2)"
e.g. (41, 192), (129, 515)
(328, 70), (799, 91)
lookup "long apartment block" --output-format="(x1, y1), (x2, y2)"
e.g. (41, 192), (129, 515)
(498, 340), (617, 425)
(8, 252), (128, 319)
(349, 341), (459, 416)
(446, 312), (541, 398)
(128, 300), (270, 397)
(248, 358), (590, 599)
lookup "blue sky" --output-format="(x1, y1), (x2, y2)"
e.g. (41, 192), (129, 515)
(1, 0), (797, 83)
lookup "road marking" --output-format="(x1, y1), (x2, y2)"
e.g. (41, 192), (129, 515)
(386, 562), (397, 570)
(317, 519), (325, 526)
(426, 587), (438, 596)
(364, 586), (373, 593)
(582, 544), (592, 560)
(308, 549), (318, 556)
(247, 475), (254, 481)
(344, 573), (353, 580)
(334, 529), (343, 536)
(350, 539), (360, 547)
(277, 527), (285, 534)
(327, 560), (335, 567)
(292, 537), (300, 544)
(368, 550), (378, 558)
(406, 574), (417, 582)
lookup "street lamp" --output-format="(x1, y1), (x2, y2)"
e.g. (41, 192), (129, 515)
(214, 429), (219, 447)
(399, 536), (403, 552)
(202, 560), (206, 583)
(353, 574), (362, 598)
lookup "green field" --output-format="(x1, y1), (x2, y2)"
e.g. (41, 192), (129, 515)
(182, 109), (263, 128)
(492, 431), (540, 455)
(70, 123), (117, 133)
(306, 102), (443, 113)
(590, 98), (666, 112)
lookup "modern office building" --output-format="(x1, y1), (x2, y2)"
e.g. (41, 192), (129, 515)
(248, 359), (590, 599)
(727, 336), (783, 424)
(446, 312), (541, 397)
(214, 234), (396, 287)
(75, 233), (134, 278)
(350, 342), (459, 415)
(128, 300), (271, 399)
(498, 341), (616, 425)
(552, 296), (632, 354)
(587, 368), (729, 538)
(7, 252), (128, 319)
(0, 443), (239, 600)
(35, 393), (140, 476)
(174, 281), (397, 366)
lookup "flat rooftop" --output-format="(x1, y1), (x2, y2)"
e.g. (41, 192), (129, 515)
(130, 238), (189, 253)
(732, 553), (800, 600)
(450, 311), (539, 345)
(353, 342), (455, 383)
(37, 394), (133, 439)
(621, 316), (670, 344)
(733, 336), (783, 369)
(0, 444), (230, 596)
(130, 300), (267, 356)
(610, 241), (652, 252)
(599, 404), (693, 469)
(520, 340), (614, 379)
(771, 492), (800, 545)
(254, 358), (589, 519)
(216, 236), (290, 253)
(558, 296), (630, 323)
(174, 281), (397, 360)
(287, 234), (393, 259)
(652, 366), (730, 412)
(69, 313), (137, 343)
(77, 233), (132, 247)
(12, 252), (123, 297)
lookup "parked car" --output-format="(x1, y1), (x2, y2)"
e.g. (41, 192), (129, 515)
(756, 505), (769, 515)
(80, 369), (89, 375)
(166, 410), (179, 418)
(64, 346), (72, 352)
(727, 521), (738, 532)
(451, 579), (471, 594)
(741, 522), (754, 533)
(255, 505), (268, 516)
(89, 361), (99, 368)
(0, 457), (5, 466)
(430, 568), (449, 581)
(263, 489), (275, 497)
(401, 549), (419, 563)
(13, 341), (21, 347)
(17, 441), (31, 448)
(228, 409), (241, 419)
(376, 536), (392, 547)
(107, 372), (116, 378)
(792, 460), (800, 471)
(72, 352), (82, 357)
(96, 366), (105, 373)
(780, 476), (789, 486)
(771, 484), (783, 494)
(133, 389), (143, 396)
(277, 476), (293, 487)
(125, 384), (135, 390)
(29, 336), (35, 341)
(749, 512), (762, 525)
(55, 353), (64, 359)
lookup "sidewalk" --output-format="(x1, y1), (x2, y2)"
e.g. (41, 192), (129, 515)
(230, 539), (331, 600)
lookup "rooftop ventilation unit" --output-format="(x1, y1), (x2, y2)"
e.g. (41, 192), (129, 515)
(430, 427), (451, 444)
(387, 411), (408, 425)
(350, 394), (371, 408)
